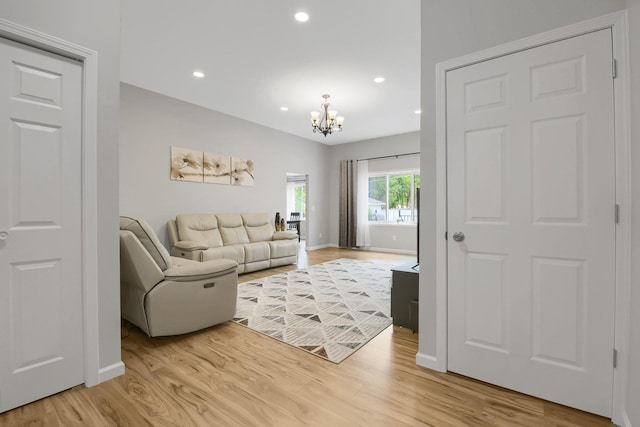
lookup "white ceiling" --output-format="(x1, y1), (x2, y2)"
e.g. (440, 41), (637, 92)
(120, 1), (421, 145)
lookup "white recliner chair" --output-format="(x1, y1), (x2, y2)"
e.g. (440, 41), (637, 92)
(119, 216), (238, 337)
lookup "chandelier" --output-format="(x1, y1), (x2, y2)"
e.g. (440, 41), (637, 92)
(310, 94), (344, 136)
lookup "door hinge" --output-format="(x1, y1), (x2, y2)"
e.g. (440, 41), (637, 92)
(445, 231), (448, 240)
(615, 204), (620, 224)
(613, 348), (618, 368)
(612, 59), (617, 79)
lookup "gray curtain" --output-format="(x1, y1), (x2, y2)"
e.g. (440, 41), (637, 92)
(339, 159), (357, 247)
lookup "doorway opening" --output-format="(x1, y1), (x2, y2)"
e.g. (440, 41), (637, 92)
(286, 173), (308, 242)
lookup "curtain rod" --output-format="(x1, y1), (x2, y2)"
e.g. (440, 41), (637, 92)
(357, 151), (420, 162)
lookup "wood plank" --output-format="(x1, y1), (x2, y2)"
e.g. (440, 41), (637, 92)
(0, 247), (613, 426)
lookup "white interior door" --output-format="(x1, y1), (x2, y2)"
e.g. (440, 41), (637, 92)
(446, 29), (616, 416)
(0, 37), (84, 412)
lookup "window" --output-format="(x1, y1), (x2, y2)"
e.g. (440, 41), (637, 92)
(368, 172), (420, 223)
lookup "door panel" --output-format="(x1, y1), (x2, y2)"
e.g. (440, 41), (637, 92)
(465, 127), (507, 222)
(531, 257), (585, 368)
(447, 29), (615, 416)
(0, 37), (84, 413)
(531, 115), (584, 223)
(465, 252), (508, 352)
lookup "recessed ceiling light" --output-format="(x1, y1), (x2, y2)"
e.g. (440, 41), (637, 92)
(373, 77), (385, 83)
(414, 109), (422, 114)
(193, 71), (205, 78)
(280, 106), (289, 111)
(295, 12), (309, 22)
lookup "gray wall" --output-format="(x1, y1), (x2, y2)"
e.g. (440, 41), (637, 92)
(328, 132), (420, 252)
(0, 1), (122, 372)
(419, 0), (633, 421)
(625, 1), (640, 424)
(120, 84), (331, 248)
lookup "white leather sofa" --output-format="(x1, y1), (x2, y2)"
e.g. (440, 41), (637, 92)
(120, 216), (238, 337)
(167, 213), (299, 274)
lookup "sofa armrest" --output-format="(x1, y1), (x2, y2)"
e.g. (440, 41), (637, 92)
(167, 219), (179, 247)
(165, 257), (238, 281)
(173, 240), (209, 251)
(273, 231), (298, 241)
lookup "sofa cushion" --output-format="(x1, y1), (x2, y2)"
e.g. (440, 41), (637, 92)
(120, 216), (172, 271)
(216, 213), (244, 227)
(217, 214), (250, 245)
(202, 245), (246, 265)
(176, 214), (223, 248)
(243, 242), (270, 263)
(242, 212), (269, 227)
(245, 223), (273, 242)
(242, 213), (274, 243)
(269, 240), (299, 258)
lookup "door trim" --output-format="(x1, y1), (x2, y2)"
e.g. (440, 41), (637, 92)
(428, 10), (631, 424)
(0, 19), (106, 387)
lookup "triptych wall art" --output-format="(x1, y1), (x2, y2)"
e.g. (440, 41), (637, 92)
(170, 146), (255, 187)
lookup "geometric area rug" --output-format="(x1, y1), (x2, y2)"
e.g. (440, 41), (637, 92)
(232, 258), (396, 363)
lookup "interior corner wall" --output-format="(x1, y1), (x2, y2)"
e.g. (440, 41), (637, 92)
(625, 1), (640, 425)
(0, 1), (122, 375)
(119, 83), (330, 249)
(419, 0), (627, 372)
(327, 132), (420, 252)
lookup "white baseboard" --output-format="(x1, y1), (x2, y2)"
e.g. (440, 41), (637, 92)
(96, 361), (125, 384)
(613, 411), (631, 427)
(366, 247), (417, 256)
(306, 243), (337, 251)
(314, 243), (416, 255)
(416, 351), (445, 372)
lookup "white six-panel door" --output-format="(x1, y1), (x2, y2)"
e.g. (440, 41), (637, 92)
(447, 29), (615, 416)
(0, 37), (84, 412)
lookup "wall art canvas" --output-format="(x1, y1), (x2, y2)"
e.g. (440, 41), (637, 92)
(203, 152), (231, 184)
(231, 157), (255, 186)
(170, 146), (203, 182)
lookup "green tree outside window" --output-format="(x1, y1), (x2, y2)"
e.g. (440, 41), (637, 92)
(367, 171), (420, 223)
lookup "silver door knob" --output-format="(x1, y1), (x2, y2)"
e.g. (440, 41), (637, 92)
(0, 231), (8, 240)
(452, 232), (465, 242)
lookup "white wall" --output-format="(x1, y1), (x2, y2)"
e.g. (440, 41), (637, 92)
(120, 84), (331, 248)
(0, 1), (122, 373)
(419, 0), (630, 419)
(624, 1), (640, 425)
(328, 132), (420, 252)
(367, 224), (417, 254)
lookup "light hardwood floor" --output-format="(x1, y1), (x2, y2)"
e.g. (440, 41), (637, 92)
(0, 247), (612, 426)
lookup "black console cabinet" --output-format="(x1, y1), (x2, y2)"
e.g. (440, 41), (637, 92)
(391, 261), (419, 332)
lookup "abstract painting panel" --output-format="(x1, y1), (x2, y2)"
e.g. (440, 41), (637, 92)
(231, 157), (255, 186)
(170, 146), (203, 182)
(203, 152), (231, 184)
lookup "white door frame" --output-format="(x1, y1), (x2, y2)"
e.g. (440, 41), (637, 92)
(0, 19), (102, 387)
(433, 11), (631, 425)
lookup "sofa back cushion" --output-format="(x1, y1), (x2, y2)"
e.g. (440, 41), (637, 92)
(242, 213), (274, 242)
(120, 216), (172, 271)
(176, 214), (223, 248)
(216, 213), (250, 245)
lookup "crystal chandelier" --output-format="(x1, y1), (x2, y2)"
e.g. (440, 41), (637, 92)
(310, 94), (344, 136)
